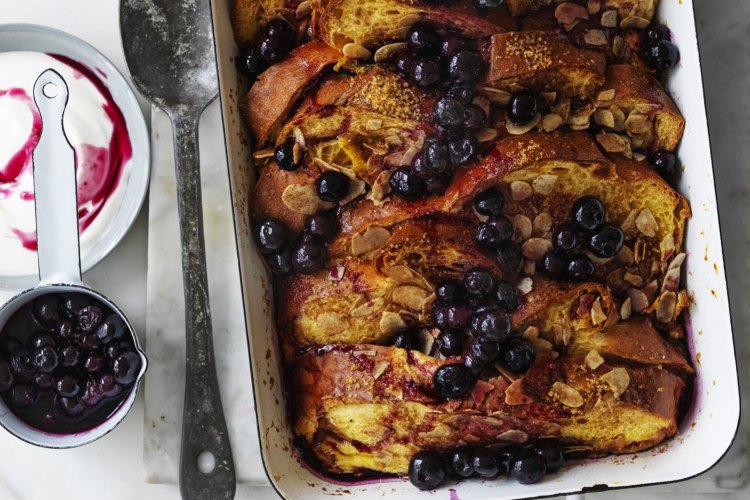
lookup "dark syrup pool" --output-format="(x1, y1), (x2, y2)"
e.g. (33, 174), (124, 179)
(0, 292), (141, 434)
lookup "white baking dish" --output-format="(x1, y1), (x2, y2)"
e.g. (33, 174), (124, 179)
(209, 0), (741, 497)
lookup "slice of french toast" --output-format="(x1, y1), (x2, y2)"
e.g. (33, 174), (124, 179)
(292, 344), (686, 474)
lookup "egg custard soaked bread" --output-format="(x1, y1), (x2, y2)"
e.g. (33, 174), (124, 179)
(234, 0), (692, 490)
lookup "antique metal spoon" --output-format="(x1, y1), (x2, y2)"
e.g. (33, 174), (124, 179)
(119, 1), (236, 498)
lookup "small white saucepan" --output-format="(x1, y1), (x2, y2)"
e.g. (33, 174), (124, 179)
(0, 69), (147, 448)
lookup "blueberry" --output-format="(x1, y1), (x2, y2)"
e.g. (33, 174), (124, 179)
(652, 149), (678, 180)
(469, 336), (500, 364)
(408, 450), (446, 490)
(306, 212), (338, 242)
(80, 379), (103, 407)
(643, 39), (680, 71)
(81, 333), (100, 351)
(62, 293), (89, 319)
(425, 173), (451, 195)
(407, 23), (441, 54)
(448, 50), (483, 84)
(434, 363), (476, 399)
(264, 19), (294, 39)
(534, 439), (565, 473)
(463, 352), (485, 375)
(9, 347), (35, 382)
(567, 254), (595, 281)
(78, 305), (104, 334)
(463, 104), (486, 131)
(540, 251), (567, 277)
(645, 24), (671, 42)
(104, 341), (130, 361)
(448, 137), (478, 166)
(433, 96), (466, 129)
(432, 303), (450, 331)
(0, 359), (14, 391)
(291, 241), (327, 274)
(464, 268), (495, 298)
(498, 445), (522, 474)
(470, 308), (511, 341)
(31, 346), (58, 374)
(507, 93), (538, 125)
(112, 352), (141, 386)
(59, 345), (83, 369)
(0, 337), (21, 356)
(472, 447), (501, 478)
(501, 337), (536, 373)
(571, 196), (605, 232)
(511, 450), (547, 485)
(588, 224), (624, 258)
(395, 51), (417, 75)
(30, 332), (56, 349)
(392, 330), (418, 350)
(474, 0), (505, 9)
(84, 354), (107, 374)
(449, 449), (474, 478)
(410, 58), (441, 88)
(32, 295), (61, 328)
(446, 84), (474, 104)
(487, 216), (513, 242)
(57, 395), (85, 418)
(55, 319), (75, 339)
(98, 373), (122, 398)
(473, 188), (504, 217)
(316, 171), (350, 202)
(274, 137), (298, 171)
(440, 34), (466, 61)
(257, 220), (289, 259)
(445, 303), (473, 330)
(437, 332), (463, 357)
(235, 46), (265, 77)
(34, 373), (53, 391)
(54, 374), (80, 398)
(389, 167), (426, 199)
(436, 279), (466, 303)
(258, 35), (291, 65)
(475, 222), (502, 249)
(9, 384), (36, 407)
(496, 241), (522, 273)
(267, 248), (294, 276)
(495, 281), (519, 313)
(423, 138), (450, 173)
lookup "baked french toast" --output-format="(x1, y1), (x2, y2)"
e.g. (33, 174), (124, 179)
(234, 0), (692, 490)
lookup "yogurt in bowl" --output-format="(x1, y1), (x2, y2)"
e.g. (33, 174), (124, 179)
(0, 25), (150, 287)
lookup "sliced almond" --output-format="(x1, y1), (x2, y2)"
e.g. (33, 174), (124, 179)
(610, 104), (626, 130)
(418, 329), (438, 356)
(373, 359), (390, 379)
(382, 265), (415, 283)
(540, 91), (557, 105)
(368, 170), (391, 206)
(517, 277), (533, 295)
(373, 42), (408, 63)
(584, 29), (608, 46)
(601, 9), (618, 27)
(591, 297), (607, 325)
(478, 86), (511, 105)
(620, 209), (639, 235)
(633, 151), (647, 162)
(523, 258), (536, 276)
(588, 0), (601, 14)
(620, 297), (632, 320)
(550, 382), (584, 408)
(505, 379), (533, 405)
(532, 174), (558, 195)
(613, 35), (627, 57)
(597, 88), (616, 102)
(541, 113), (564, 132)
(624, 112), (651, 136)
(506, 113), (541, 135)
(293, 126), (306, 150)
(252, 147), (275, 161)
(475, 127), (498, 143)
(342, 42), (371, 60)
(626, 288), (649, 312)
(522, 238), (553, 261)
(350, 298), (384, 318)
(379, 311), (408, 335)
(656, 291), (677, 323)
(635, 103), (662, 114)
(339, 178), (366, 206)
(282, 184), (335, 214)
(328, 265), (346, 281)
(617, 245), (635, 264)
(596, 132), (628, 153)
(620, 15), (650, 30)
(510, 181), (533, 201)
(660, 232), (676, 262)
(593, 109), (615, 129)
(601, 367), (630, 398)
(555, 2), (589, 24)
(635, 208), (658, 238)
(533, 213), (553, 236)
(512, 214), (533, 242)
(351, 226), (391, 256)
(497, 429), (529, 443)
(392, 285), (429, 311)
(643, 279), (659, 303)
(522, 326), (539, 341)
(295, 0), (312, 19)
(585, 349), (605, 370)
(623, 271), (643, 287)
(551, 98), (571, 121)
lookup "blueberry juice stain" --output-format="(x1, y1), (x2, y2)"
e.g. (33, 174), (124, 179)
(0, 292), (141, 434)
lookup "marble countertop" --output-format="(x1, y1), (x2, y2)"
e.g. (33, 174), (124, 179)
(0, 1), (747, 499)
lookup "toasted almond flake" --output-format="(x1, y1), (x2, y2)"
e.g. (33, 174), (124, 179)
(385, 134), (402, 146)
(523, 258), (536, 276)
(534, 338), (554, 352)
(475, 127), (498, 143)
(588, 0), (601, 14)
(292, 141), (303, 164)
(550, 382), (584, 408)
(392, 285), (429, 311)
(517, 277), (533, 295)
(373, 360), (390, 379)
(601, 367), (630, 398)
(656, 291), (677, 323)
(252, 147), (275, 160)
(328, 265), (346, 281)
(418, 329), (438, 355)
(555, 2), (589, 24)
(593, 109), (615, 129)
(601, 9), (618, 27)
(350, 298), (385, 318)
(635, 103), (662, 114)
(620, 297), (632, 320)
(659, 233), (676, 261)
(373, 42), (408, 63)
(342, 42), (371, 60)
(533, 213), (553, 236)
(613, 35), (627, 57)
(632, 151), (646, 162)
(507, 113), (541, 135)
(596, 132), (628, 153)
(510, 181), (533, 201)
(512, 214), (533, 242)
(552, 98), (571, 120)
(620, 209), (639, 235)
(295, 0), (312, 19)
(541, 113), (564, 132)
(540, 91), (557, 105)
(293, 126), (306, 149)
(352, 349), (377, 357)
(591, 297), (607, 325)
(635, 208), (658, 237)
(625, 112), (651, 136)
(383, 265), (414, 283)
(597, 88), (616, 102)
(379, 311), (407, 335)
(497, 429), (529, 442)
(505, 379), (533, 405)
(362, 142), (388, 155)
(522, 238), (553, 260)
(351, 226), (391, 256)
(623, 271), (643, 287)
(522, 326), (540, 340)
(478, 86), (512, 105)
(584, 29), (608, 46)
(282, 184), (335, 214)
(626, 288), (649, 312)
(368, 170), (391, 206)
(472, 95), (491, 117)
(339, 178), (366, 206)
(532, 174), (558, 195)
(610, 104), (626, 130)
(365, 118), (383, 131)
(585, 349), (605, 369)
(620, 15), (650, 30)
(316, 312), (345, 334)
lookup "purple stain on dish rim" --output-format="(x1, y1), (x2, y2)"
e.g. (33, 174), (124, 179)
(449, 487), (460, 500)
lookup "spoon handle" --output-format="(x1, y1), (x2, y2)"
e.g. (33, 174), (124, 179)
(170, 110), (236, 500)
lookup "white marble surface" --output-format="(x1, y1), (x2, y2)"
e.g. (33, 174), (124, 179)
(0, 0), (746, 499)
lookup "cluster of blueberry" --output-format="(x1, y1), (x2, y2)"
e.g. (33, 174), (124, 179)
(414, 266), (535, 400)
(0, 294), (140, 433)
(235, 19), (298, 79)
(408, 440), (564, 490)
(254, 211), (338, 276)
(539, 196), (624, 281)
(473, 188), (525, 273)
(642, 24), (680, 72)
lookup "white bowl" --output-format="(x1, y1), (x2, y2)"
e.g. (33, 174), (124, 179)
(0, 24), (150, 289)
